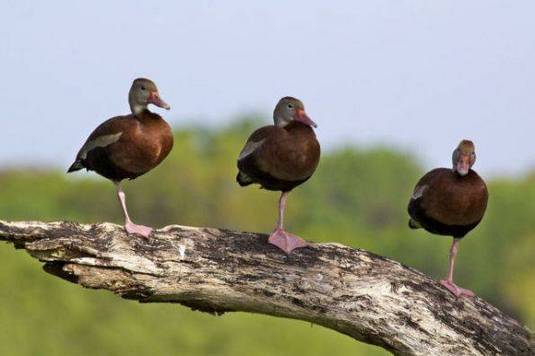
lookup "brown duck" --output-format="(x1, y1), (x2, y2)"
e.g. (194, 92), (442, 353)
(68, 78), (173, 237)
(408, 140), (488, 297)
(237, 97), (320, 254)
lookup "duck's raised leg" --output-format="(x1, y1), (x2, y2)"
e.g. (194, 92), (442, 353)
(268, 191), (308, 254)
(115, 182), (153, 238)
(439, 238), (475, 297)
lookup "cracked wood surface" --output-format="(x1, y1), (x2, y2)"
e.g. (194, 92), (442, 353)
(0, 220), (532, 355)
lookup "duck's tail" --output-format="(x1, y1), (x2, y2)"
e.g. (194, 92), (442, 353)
(236, 171), (253, 187)
(408, 219), (421, 229)
(67, 160), (84, 173)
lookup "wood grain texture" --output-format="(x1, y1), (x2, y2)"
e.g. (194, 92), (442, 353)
(0, 220), (532, 356)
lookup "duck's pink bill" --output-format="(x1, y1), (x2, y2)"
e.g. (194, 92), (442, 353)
(295, 109), (318, 128)
(149, 92), (171, 110)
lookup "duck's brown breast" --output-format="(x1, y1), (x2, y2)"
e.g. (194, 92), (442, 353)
(411, 168), (488, 229)
(258, 122), (320, 182)
(110, 112), (173, 174)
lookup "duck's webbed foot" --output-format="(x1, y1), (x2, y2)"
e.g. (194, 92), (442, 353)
(268, 228), (308, 254)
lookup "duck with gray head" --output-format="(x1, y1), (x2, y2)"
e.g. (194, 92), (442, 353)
(237, 97), (321, 254)
(68, 78), (173, 238)
(408, 140), (488, 297)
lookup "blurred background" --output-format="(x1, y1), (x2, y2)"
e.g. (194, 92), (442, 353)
(1, 1), (534, 355)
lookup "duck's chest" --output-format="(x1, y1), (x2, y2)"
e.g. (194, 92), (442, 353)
(427, 174), (488, 220)
(139, 119), (172, 147)
(119, 118), (173, 166)
(279, 127), (320, 163)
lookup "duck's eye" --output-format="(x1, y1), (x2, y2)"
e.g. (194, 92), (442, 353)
(141, 86), (146, 91)
(287, 104), (294, 109)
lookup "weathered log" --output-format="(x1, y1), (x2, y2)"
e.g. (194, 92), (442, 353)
(0, 220), (532, 355)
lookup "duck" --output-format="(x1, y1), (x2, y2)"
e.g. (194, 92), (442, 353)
(68, 78), (173, 237)
(237, 97), (320, 254)
(408, 140), (488, 297)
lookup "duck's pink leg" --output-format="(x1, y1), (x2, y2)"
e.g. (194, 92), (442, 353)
(115, 182), (153, 238)
(268, 192), (308, 254)
(439, 238), (475, 297)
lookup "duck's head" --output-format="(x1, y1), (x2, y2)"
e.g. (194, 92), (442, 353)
(273, 97), (317, 128)
(128, 78), (170, 115)
(452, 140), (476, 176)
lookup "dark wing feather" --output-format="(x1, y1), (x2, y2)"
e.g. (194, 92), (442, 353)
(68, 116), (133, 178)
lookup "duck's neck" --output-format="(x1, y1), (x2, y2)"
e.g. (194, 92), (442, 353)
(452, 168), (471, 178)
(129, 92), (150, 115)
(284, 121), (311, 131)
(130, 103), (148, 115)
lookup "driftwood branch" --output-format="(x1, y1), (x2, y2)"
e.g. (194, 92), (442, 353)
(0, 220), (532, 355)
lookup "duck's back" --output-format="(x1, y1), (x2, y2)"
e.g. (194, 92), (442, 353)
(408, 168), (488, 238)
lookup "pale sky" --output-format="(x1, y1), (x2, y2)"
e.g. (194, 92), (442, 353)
(1, 1), (534, 176)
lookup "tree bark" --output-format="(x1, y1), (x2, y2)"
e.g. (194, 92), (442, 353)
(0, 220), (532, 355)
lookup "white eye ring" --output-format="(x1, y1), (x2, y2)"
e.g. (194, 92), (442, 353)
(141, 86), (146, 91)
(287, 104), (293, 109)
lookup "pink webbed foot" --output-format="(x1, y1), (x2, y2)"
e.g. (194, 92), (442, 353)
(125, 221), (153, 238)
(439, 279), (475, 298)
(268, 228), (308, 254)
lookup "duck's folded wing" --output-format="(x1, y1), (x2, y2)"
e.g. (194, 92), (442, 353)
(237, 126), (278, 162)
(77, 132), (123, 161)
(238, 138), (266, 161)
(68, 117), (134, 175)
(407, 169), (442, 220)
(75, 117), (132, 160)
(410, 183), (428, 202)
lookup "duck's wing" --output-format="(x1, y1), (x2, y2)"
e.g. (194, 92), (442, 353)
(68, 115), (135, 176)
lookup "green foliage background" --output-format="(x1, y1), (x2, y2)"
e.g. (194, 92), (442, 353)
(0, 119), (533, 355)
